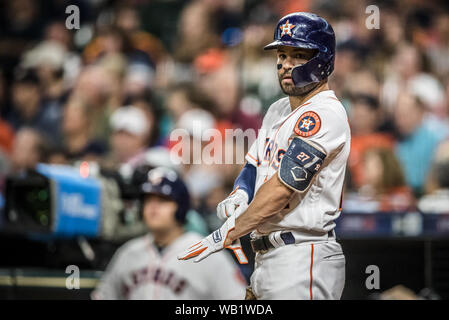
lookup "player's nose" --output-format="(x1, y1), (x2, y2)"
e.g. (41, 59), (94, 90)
(280, 57), (294, 71)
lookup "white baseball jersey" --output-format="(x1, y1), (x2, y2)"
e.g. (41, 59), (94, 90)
(245, 90), (350, 236)
(92, 232), (247, 300)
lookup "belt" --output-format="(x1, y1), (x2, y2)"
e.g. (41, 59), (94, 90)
(250, 231), (334, 254)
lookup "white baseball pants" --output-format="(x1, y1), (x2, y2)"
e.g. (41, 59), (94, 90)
(249, 240), (345, 300)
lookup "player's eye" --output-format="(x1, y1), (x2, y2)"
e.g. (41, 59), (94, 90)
(278, 54), (286, 60)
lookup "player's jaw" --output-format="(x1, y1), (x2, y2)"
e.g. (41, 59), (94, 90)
(278, 71), (317, 96)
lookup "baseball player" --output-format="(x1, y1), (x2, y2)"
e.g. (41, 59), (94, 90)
(92, 167), (246, 299)
(178, 12), (350, 300)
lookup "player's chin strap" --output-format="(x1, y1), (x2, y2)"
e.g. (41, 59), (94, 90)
(177, 213), (248, 264)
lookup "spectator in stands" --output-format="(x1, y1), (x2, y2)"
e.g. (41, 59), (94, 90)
(0, 71), (13, 154)
(0, 0), (43, 74)
(194, 49), (262, 131)
(10, 127), (47, 173)
(344, 71), (381, 101)
(84, 26), (153, 68)
(164, 83), (197, 135)
(7, 68), (60, 142)
(71, 65), (119, 141)
(109, 106), (151, 178)
(240, 19), (282, 108)
(333, 41), (364, 90)
(128, 95), (160, 147)
(0, 119), (14, 155)
(61, 95), (107, 162)
(394, 92), (443, 195)
(348, 94), (394, 189)
(123, 64), (155, 100)
(172, 108), (224, 208)
(20, 40), (70, 133)
(382, 43), (445, 117)
(418, 160), (449, 214)
(114, 5), (166, 67)
(0, 148), (10, 193)
(46, 146), (68, 165)
(0, 70), (6, 116)
(174, 0), (219, 62)
(360, 148), (415, 212)
(42, 22), (82, 88)
(425, 12), (449, 79)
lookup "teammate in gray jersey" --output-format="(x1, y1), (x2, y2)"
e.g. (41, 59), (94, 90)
(92, 167), (246, 300)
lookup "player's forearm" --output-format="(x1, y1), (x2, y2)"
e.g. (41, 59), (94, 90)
(227, 174), (294, 242)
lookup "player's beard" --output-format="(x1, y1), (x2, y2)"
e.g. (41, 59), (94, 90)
(278, 71), (320, 96)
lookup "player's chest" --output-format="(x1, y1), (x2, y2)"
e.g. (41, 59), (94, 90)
(122, 262), (189, 298)
(261, 108), (322, 167)
(259, 115), (299, 171)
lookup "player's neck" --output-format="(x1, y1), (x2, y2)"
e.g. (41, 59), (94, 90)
(152, 226), (184, 248)
(289, 81), (329, 111)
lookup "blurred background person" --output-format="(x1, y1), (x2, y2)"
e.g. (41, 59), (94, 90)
(359, 148), (416, 212)
(348, 94), (394, 189)
(172, 108), (224, 208)
(6, 68), (61, 143)
(419, 139), (449, 213)
(10, 127), (48, 174)
(108, 105), (152, 180)
(61, 95), (107, 162)
(71, 65), (121, 141)
(419, 160), (449, 214)
(393, 92), (444, 196)
(92, 167), (246, 300)
(20, 40), (71, 112)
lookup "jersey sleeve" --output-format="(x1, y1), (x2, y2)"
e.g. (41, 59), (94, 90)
(91, 246), (127, 300)
(278, 106), (348, 192)
(245, 101), (279, 167)
(294, 106), (348, 156)
(245, 137), (260, 166)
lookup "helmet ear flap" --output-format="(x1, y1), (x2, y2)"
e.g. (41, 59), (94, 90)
(291, 51), (334, 87)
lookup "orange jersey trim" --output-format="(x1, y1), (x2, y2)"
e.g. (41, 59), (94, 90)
(309, 244), (314, 300)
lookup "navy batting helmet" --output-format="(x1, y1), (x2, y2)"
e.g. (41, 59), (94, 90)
(264, 12), (336, 88)
(140, 167), (190, 224)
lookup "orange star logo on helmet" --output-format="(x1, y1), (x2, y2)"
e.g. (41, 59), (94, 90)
(280, 20), (296, 37)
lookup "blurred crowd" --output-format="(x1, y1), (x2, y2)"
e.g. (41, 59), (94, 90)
(1, 0), (449, 237)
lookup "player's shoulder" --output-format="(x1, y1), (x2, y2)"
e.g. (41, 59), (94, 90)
(263, 97), (290, 124)
(305, 90), (347, 120)
(267, 97), (290, 115)
(298, 91), (348, 128)
(268, 96), (290, 111)
(292, 91), (349, 142)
